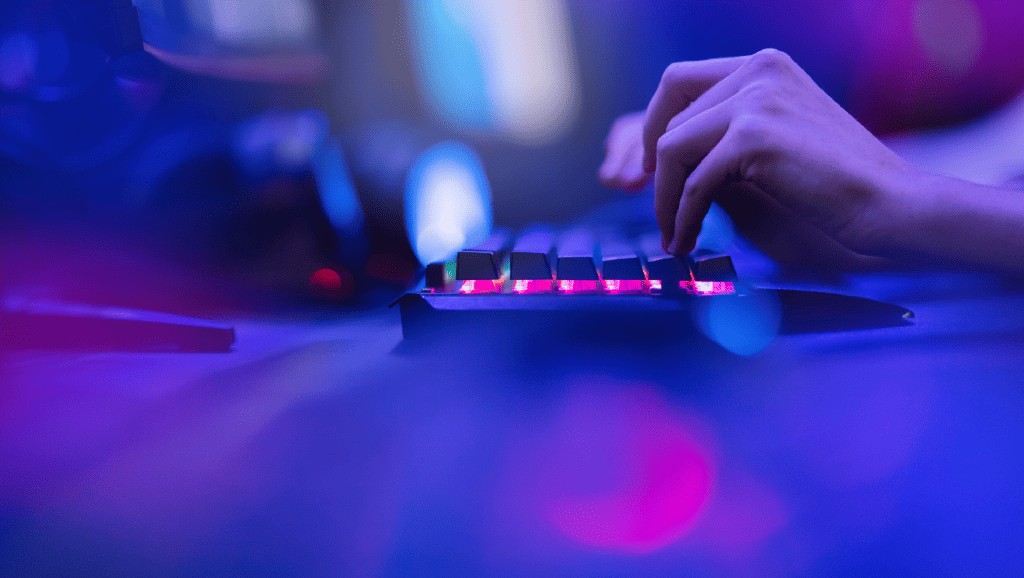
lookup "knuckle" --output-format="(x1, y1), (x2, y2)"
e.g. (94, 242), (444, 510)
(749, 48), (793, 74)
(661, 61), (687, 86)
(729, 129), (777, 182)
(740, 154), (770, 185)
(738, 80), (770, 102)
(681, 175), (703, 202)
(738, 80), (786, 116)
(665, 110), (687, 133)
(731, 113), (768, 142)
(656, 133), (673, 158)
(725, 119), (776, 179)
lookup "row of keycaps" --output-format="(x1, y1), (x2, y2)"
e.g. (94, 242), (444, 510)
(424, 227), (738, 293)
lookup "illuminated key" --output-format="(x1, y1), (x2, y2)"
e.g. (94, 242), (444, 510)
(458, 279), (503, 294)
(510, 226), (555, 278)
(456, 228), (512, 280)
(510, 226), (555, 293)
(681, 280), (736, 295)
(556, 228), (599, 292)
(599, 237), (645, 293)
(638, 233), (690, 291)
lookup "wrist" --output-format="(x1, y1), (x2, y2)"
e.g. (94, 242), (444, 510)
(871, 169), (950, 263)
(848, 163), (930, 261)
(869, 170), (1024, 275)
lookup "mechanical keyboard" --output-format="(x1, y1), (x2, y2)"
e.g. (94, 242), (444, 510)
(394, 226), (914, 347)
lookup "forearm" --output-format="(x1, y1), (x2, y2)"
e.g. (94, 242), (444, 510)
(876, 172), (1024, 276)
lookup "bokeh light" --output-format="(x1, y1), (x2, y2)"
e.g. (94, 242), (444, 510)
(310, 135), (364, 236)
(405, 141), (492, 266)
(694, 292), (781, 356)
(499, 380), (716, 555)
(913, 0), (983, 76)
(405, 0), (581, 145)
(309, 267), (354, 299)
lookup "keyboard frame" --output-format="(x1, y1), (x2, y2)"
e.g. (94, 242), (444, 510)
(393, 289), (914, 342)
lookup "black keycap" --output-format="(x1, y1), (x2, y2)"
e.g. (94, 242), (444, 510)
(692, 255), (737, 282)
(638, 234), (690, 283)
(510, 226), (555, 280)
(456, 229), (511, 280)
(424, 262), (447, 290)
(599, 238), (645, 280)
(556, 228), (599, 280)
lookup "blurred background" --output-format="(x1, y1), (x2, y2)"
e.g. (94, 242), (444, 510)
(2, 0), (1024, 313)
(4, 4), (1024, 578)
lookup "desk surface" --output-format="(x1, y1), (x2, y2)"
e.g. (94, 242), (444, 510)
(3, 279), (1024, 577)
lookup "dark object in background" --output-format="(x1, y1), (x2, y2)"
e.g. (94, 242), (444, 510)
(123, 108), (412, 311)
(0, 0), (391, 317)
(341, 122), (442, 287)
(60, 0), (143, 59)
(0, 106), (386, 315)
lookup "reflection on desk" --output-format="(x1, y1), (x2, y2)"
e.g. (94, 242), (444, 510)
(2, 274), (1023, 577)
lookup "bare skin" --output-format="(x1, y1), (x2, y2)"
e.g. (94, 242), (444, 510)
(600, 49), (1024, 277)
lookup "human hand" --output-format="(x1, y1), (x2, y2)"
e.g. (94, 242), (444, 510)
(642, 49), (916, 266)
(598, 111), (651, 192)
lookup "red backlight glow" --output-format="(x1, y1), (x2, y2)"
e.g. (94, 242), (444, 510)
(558, 280), (601, 294)
(513, 279), (553, 294)
(681, 281), (735, 295)
(603, 280), (647, 294)
(459, 279), (503, 294)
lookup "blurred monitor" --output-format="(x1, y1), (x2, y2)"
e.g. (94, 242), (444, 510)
(403, 0), (581, 146)
(134, 0), (329, 83)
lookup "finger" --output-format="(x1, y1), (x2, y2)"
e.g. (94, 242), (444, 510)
(642, 55), (748, 173)
(600, 114), (645, 185)
(599, 137), (640, 185)
(653, 99), (736, 249)
(601, 142), (650, 191)
(619, 145), (651, 192)
(667, 139), (736, 255)
(649, 63), (766, 181)
(669, 48), (808, 146)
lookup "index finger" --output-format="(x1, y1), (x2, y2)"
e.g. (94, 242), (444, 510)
(642, 56), (748, 173)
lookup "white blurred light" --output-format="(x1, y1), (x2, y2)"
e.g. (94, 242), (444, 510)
(407, 0), (581, 145)
(468, 0), (581, 144)
(406, 142), (492, 265)
(189, 0), (316, 46)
